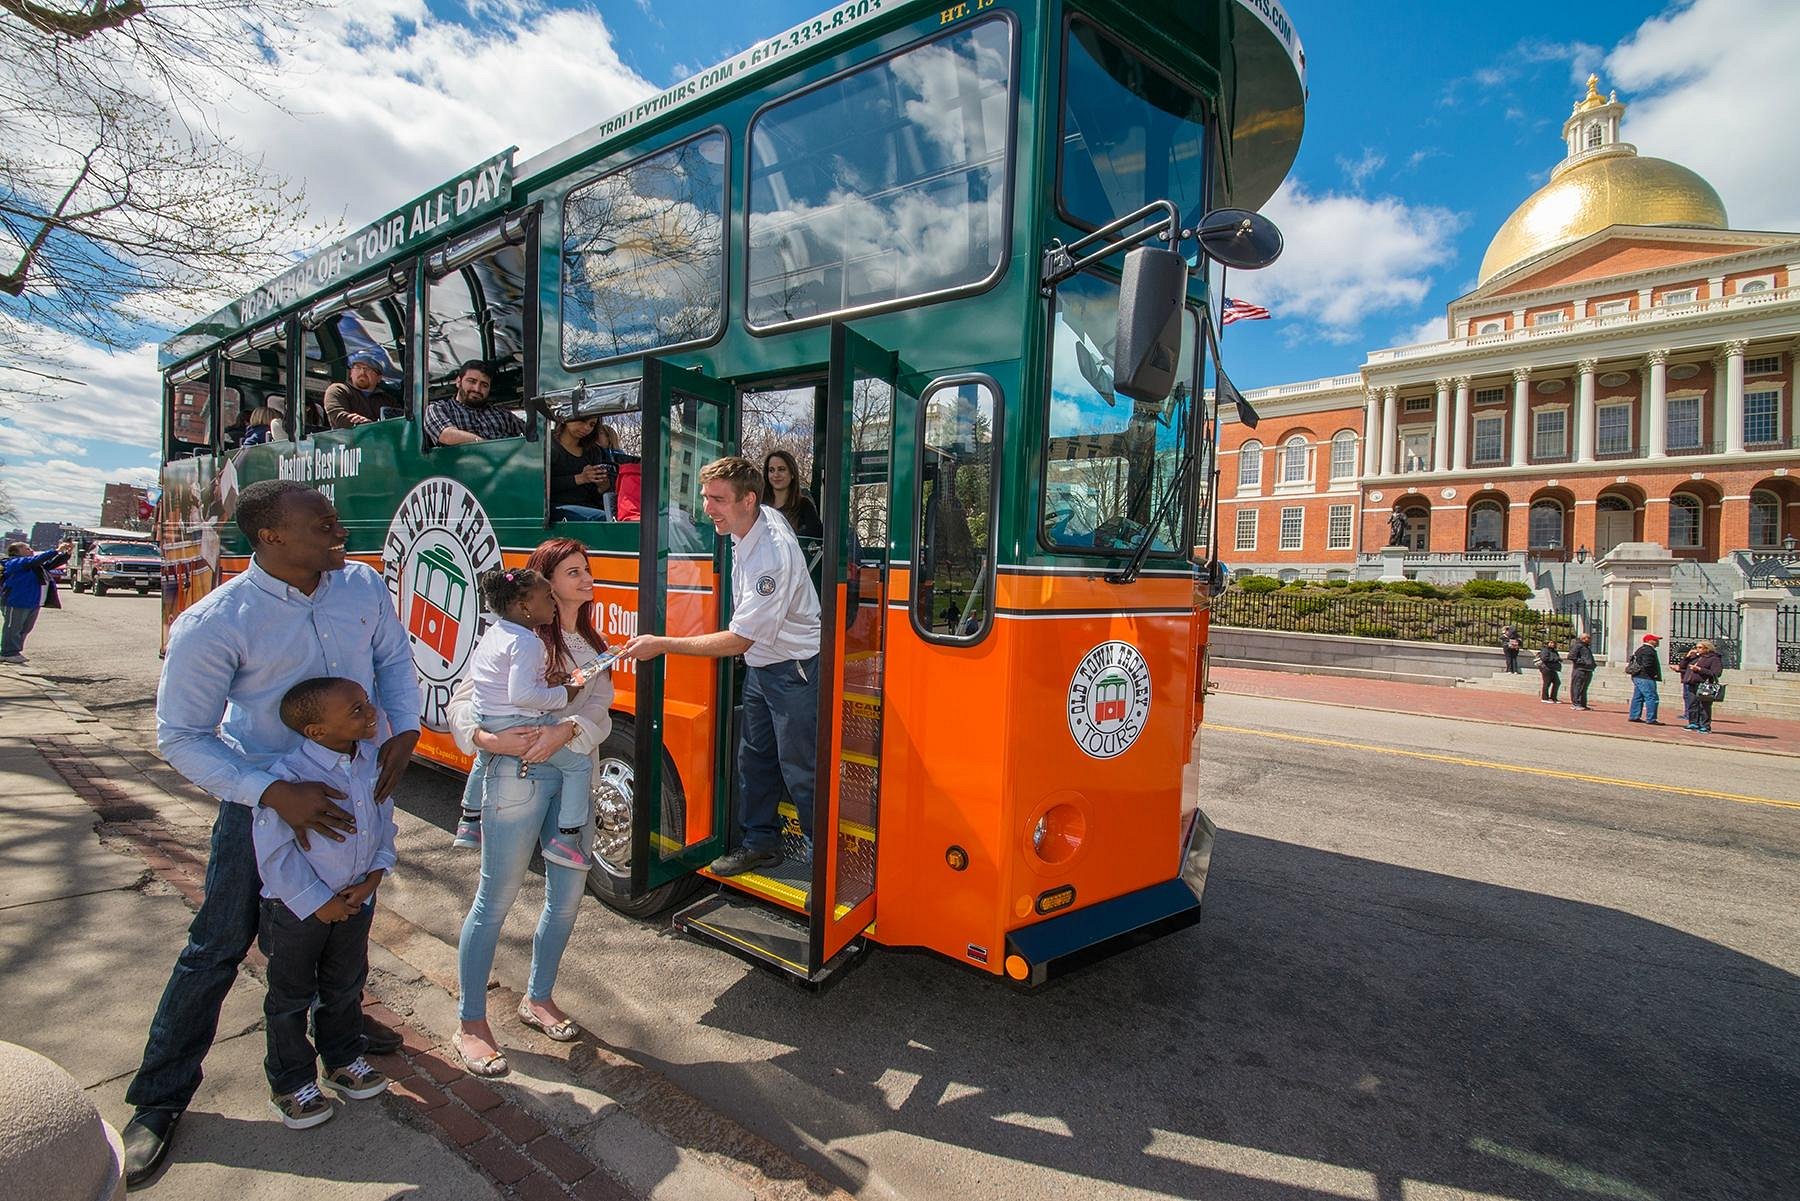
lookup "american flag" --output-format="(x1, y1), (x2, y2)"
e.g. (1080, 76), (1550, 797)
(1222, 297), (1271, 325)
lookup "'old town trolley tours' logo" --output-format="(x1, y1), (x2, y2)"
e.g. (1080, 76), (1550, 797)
(1066, 641), (1152, 759)
(383, 478), (502, 730)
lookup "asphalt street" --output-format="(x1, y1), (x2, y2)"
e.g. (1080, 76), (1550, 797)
(19, 589), (1800, 1201)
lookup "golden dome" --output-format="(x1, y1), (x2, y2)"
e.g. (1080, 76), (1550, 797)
(1478, 153), (1727, 283)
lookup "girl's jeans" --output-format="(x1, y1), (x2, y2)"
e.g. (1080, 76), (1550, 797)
(456, 749), (592, 1020)
(477, 712), (593, 833)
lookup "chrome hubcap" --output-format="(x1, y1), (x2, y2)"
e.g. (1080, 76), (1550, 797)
(591, 755), (633, 878)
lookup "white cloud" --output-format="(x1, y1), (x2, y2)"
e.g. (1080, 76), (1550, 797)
(4, 457), (161, 528)
(1395, 316), (1450, 348)
(1335, 149), (1385, 191)
(1605, 0), (1800, 232)
(1250, 181), (1463, 337)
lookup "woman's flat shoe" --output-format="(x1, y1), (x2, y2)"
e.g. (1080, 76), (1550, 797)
(517, 1002), (580, 1042)
(452, 1033), (509, 1077)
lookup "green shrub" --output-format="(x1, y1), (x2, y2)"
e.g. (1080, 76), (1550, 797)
(1385, 580), (1447, 599)
(1460, 579), (1532, 601)
(1345, 580), (1380, 593)
(1294, 596), (1332, 617)
(1323, 578), (1350, 589)
(1351, 621), (1398, 639)
(1238, 574), (1281, 594)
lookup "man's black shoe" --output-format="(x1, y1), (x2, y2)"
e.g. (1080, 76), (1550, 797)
(709, 847), (780, 877)
(123, 1108), (181, 1189)
(363, 1018), (404, 1056)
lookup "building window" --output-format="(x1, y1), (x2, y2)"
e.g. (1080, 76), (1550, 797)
(1528, 500), (1564, 549)
(1399, 429), (1432, 473)
(1532, 408), (1567, 459)
(1330, 430), (1357, 480)
(1281, 436), (1309, 484)
(1237, 440), (1262, 490)
(1467, 499), (1505, 551)
(1403, 395), (1432, 413)
(1594, 299), (1630, 317)
(1738, 278), (1773, 295)
(1745, 390), (1780, 445)
(1658, 288), (1697, 307)
(1279, 506), (1303, 550)
(1477, 321), (1502, 335)
(1666, 396), (1701, 450)
(1327, 504), (1353, 549)
(1472, 415), (1505, 465)
(1474, 387), (1506, 406)
(1750, 490), (1781, 547)
(1744, 355), (1780, 375)
(1533, 310), (1564, 327)
(1235, 509), (1257, 551)
(1585, 123), (1602, 149)
(1668, 493), (1702, 548)
(1596, 403), (1633, 455)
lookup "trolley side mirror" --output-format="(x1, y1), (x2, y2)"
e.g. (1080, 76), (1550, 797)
(1113, 245), (1187, 404)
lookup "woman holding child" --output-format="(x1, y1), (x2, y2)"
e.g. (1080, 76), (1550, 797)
(446, 537), (614, 1076)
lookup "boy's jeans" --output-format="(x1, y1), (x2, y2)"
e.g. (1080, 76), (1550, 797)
(478, 712), (593, 831)
(259, 898), (374, 1095)
(1628, 676), (1660, 722)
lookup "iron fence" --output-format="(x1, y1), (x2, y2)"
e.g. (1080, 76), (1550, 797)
(1669, 600), (1742, 670)
(1211, 590), (1576, 649)
(1778, 603), (1800, 674)
(1557, 597), (1610, 655)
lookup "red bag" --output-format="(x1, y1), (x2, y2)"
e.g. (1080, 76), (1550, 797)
(615, 462), (641, 521)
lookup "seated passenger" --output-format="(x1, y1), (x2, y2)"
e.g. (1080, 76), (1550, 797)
(240, 405), (282, 446)
(424, 360), (522, 446)
(549, 415), (612, 522)
(325, 351), (395, 428)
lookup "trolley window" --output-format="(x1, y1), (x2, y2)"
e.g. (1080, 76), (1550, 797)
(220, 324), (291, 450)
(561, 131), (728, 366)
(426, 239), (530, 434)
(1059, 19), (1209, 232)
(1041, 270), (1196, 555)
(914, 378), (998, 641)
(165, 360), (214, 458)
(746, 17), (1014, 329)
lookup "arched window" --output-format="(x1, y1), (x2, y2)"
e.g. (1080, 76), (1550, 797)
(1750, 490), (1781, 548)
(1528, 500), (1564, 549)
(1330, 430), (1358, 479)
(1237, 440), (1263, 489)
(1478, 321), (1502, 335)
(1740, 279), (1771, 295)
(1281, 435), (1309, 484)
(1585, 123), (1603, 150)
(1468, 499), (1505, 551)
(1668, 493), (1702, 548)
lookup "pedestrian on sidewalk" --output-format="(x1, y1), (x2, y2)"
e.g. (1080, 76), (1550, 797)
(1625, 633), (1664, 725)
(1535, 638), (1562, 703)
(1499, 623), (1523, 674)
(120, 480), (421, 1188)
(254, 678), (397, 1129)
(1680, 639), (1724, 734)
(1568, 633), (1596, 711)
(1, 539), (72, 663)
(445, 537), (613, 1078)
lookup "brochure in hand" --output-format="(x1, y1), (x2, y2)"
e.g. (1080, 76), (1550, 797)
(567, 648), (620, 688)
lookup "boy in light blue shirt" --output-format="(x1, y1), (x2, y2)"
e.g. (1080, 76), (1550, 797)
(253, 676), (397, 1129)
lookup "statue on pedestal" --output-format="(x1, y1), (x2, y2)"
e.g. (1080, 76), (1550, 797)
(1387, 506), (1407, 548)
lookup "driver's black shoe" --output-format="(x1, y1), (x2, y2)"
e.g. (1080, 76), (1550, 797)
(709, 847), (780, 876)
(123, 1107), (181, 1188)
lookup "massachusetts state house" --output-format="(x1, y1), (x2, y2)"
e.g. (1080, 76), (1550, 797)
(1216, 76), (1799, 590)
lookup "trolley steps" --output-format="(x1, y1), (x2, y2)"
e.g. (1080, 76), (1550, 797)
(673, 891), (863, 988)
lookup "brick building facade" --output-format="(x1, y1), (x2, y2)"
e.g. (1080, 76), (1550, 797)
(1214, 78), (1800, 583)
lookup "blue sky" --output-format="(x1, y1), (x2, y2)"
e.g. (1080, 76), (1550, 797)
(5, 0), (1796, 530)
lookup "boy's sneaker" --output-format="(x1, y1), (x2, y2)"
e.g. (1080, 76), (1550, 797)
(269, 1081), (335, 1129)
(541, 834), (589, 870)
(324, 1056), (389, 1100)
(452, 815), (482, 850)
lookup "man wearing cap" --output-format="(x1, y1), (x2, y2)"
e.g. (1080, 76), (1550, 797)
(324, 351), (395, 428)
(1625, 633), (1664, 724)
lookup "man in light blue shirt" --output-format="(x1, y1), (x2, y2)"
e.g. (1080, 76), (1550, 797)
(122, 480), (421, 1185)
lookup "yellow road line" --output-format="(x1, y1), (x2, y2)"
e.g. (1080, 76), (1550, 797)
(1208, 723), (1800, 812)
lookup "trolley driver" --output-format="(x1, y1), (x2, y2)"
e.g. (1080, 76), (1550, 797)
(620, 456), (822, 877)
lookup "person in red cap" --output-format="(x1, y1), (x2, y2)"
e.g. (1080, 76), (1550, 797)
(1625, 633), (1664, 724)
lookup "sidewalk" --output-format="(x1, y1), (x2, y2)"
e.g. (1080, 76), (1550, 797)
(0, 664), (846, 1201)
(1210, 665), (1800, 757)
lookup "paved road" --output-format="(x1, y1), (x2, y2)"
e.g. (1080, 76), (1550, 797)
(20, 591), (1800, 1200)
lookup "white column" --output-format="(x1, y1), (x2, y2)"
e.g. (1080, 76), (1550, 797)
(1362, 390), (1381, 476)
(1510, 368), (1531, 467)
(1432, 379), (1451, 472)
(1379, 387), (1398, 476)
(1646, 350), (1668, 458)
(1724, 339), (1747, 454)
(1576, 359), (1598, 464)
(1451, 376), (1471, 471)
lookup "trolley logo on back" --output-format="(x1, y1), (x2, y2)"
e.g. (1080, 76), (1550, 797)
(383, 478), (502, 730)
(1067, 641), (1151, 759)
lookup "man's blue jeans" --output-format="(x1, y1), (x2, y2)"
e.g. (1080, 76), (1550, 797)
(737, 656), (819, 853)
(1629, 676), (1660, 722)
(126, 802), (260, 1112)
(456, 755), (588, 1020)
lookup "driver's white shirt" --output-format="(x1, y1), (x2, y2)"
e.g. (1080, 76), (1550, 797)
(728, 506), (821, 668)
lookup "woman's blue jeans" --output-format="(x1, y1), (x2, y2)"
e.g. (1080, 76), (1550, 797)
(456, 751), (591, 1020)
